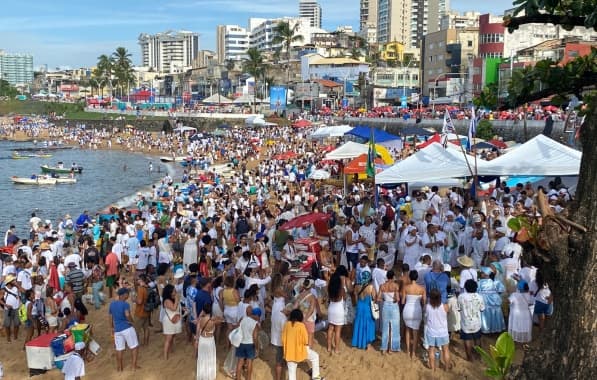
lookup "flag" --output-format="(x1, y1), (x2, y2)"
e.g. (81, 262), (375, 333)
(467, 106), (477, 152)
(441, 110), (455, 148)
(366, 127), (377, 178)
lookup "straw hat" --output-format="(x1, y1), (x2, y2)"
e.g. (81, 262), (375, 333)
(3, 274), (16, 284)
(457, 255), (474, 268)
(40, 242), (51, 250)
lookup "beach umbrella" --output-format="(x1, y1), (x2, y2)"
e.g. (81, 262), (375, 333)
(292, 119), (312, 128)
(309, 169), (331, 180)
(279, 212), (331, 230)
(488, 139), (508, 149)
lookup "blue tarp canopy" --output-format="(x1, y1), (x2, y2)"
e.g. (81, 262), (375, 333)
(346, 126), (401, 143)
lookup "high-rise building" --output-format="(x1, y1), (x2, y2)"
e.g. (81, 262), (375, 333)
(138, 30), (199, 73)
(0, 51), (33, 86)
(440, 11), (480, 30)
(360, 0), (378, 32)
(216, 25), (250, 63)
(299, 0), (322, 29)
(249, 17), (317, 52)
(377, 0), (411, 44)
(410, 0), (443, 49)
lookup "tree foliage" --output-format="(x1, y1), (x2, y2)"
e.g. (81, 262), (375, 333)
(272, 21), (304, 62)
(0, 79), (18, 98)
(474, 83), (498, 109)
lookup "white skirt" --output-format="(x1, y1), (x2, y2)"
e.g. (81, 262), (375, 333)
(196, 336), (216, 380)
(328, 300), (345, 326)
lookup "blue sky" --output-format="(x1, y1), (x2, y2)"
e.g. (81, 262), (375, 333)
(0, 0), (517, 69)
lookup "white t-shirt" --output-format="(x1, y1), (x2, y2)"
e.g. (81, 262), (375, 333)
(2, 285), (20, 309)
(425, 303), (448, 338)
(459, 268), (478, 291)
(371, 267), (387, 293)
(62, 352), (85, 380)
(63, 254), (82, 269)
(457, 292), (485, 333)
(17, 268), (33, 291)
(137, 247), (150, 270)
(239, 315), (258, 344)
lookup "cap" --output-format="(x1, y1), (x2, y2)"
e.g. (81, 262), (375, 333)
(75, 342), (86, 351)
(443, 264), (452, 273)
(117, 288), (130, 296)
(174, 268), (185, 279)
(251, 307), (262, 317)
(495, 227), (508, 234)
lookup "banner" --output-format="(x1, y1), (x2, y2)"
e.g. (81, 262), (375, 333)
(269, 86), (287, 112)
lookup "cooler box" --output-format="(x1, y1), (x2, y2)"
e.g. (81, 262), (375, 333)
(26, 333), (59, 370)
(70, 323), (91, 343)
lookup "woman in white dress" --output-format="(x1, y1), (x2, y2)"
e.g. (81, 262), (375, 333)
(162, 284), (182, 360)
(403, 226), (422, 271)
(508, 280), (534, 343)
(327, 265), (348, 354)
(196, 303), (222, 380)
(401, 270), (426, 359)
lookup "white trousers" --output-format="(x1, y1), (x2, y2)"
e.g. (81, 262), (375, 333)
(287, 347), (320, 380)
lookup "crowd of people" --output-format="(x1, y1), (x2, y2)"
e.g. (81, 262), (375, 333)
(0, 118), (569, 380)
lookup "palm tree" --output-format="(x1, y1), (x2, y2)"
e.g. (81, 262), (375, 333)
(95, 54), (113, 99)
(244, 48), (264, 113)
(111, 47), (134, 98)
(349, 48), (362, 61)
(272, 21), (304, 110)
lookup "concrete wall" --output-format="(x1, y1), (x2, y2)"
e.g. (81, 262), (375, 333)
(340, 117), (567, 143)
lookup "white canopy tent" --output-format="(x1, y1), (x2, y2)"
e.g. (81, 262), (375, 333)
(376, 142), (481, 184)
(324, 141), (369, 160)
(173, 126), (197, 133)
(233, 94), (262, 104)
(478, 134), (582, 176)
(310, 125), (354, 139)
(201, 94), (233, 104)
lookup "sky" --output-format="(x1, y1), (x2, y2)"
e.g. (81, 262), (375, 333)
(0, 0), (517, 69)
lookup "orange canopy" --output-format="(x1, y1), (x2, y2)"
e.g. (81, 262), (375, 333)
(344, 154), (384, 174)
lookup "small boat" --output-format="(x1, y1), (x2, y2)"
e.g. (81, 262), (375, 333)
(11, 152), (30, 159)
(41, 164), (83, 174)
(55, 177), (77, 184)
(34, 153), (53, 158)
(11, 176), (57, 185)
(160, 156), (188, 163)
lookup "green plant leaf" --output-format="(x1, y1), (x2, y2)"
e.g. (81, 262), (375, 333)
(507, 217), (523, 232)
(475, 345), (497, 368)
(496, 333), (516, 372)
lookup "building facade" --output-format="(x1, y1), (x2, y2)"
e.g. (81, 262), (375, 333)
(0, 51), (33, 86)
(440, 11), (479, 30)
(299, 0), (322, 29)
(216, 25), (250, 63)
(249, 17), (318, 52)
(410, 0), (442, 49)
(377, 0), (411, 45)
(360, 0), (378, 32)
(138, 30), (199, 73)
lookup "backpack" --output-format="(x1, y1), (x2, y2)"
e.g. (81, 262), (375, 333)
(144, 287), (159, 312)
(18, 303), (28, 323)
(235, 217), (250, 235)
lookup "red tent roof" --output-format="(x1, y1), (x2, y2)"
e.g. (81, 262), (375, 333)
(417, 133), (441, 149)
(344, 154), (384, 174)
(292, 119), (312, 128)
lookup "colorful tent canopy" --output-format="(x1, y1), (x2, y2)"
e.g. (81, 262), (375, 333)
(325, 142), (394, 164)
(344, 154), (384, 174)
(346, 126), (401, 143)
(292, 119), (312, 128)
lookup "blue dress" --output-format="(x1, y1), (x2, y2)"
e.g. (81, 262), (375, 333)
(351, 294), (376, 349)
(478, 278), (506, 334)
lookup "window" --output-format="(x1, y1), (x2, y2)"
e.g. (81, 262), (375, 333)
(468, 40), (473, 47)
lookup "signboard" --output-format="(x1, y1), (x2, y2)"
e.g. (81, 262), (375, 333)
(341, 98), (349, 109)
(295, 83), (320, 100)
(269, 86), (287, 112)
(400, 96), (408, 108)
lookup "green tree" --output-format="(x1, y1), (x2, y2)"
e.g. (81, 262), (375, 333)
(504, 2), (597, 379)
(0, 79), (18, 98)
(243, 47), (264, 113)
(272, 21), (304, 109)
(95, 54), (113, 98)
(111, 47), (134, 98)
(473, 83), (498, 109)
(349, 48), (362, 61)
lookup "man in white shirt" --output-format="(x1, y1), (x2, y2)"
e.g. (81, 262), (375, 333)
(17, 259), (34, 292)
(62, 341), (86, 380)
(270, 291), (288, 380)
(411, 192), (430, 228)
(427, 186), (441, 215)
(371, 258), (387, 293)
(63, 252), (83, 269)
(414, 254), (432, 286)
(421, 223), (447, 264)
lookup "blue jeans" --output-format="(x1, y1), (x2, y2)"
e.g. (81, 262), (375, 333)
(92, 281), (104, 309)
(347, 251), (359, 271)
(380, 302), (401, 351)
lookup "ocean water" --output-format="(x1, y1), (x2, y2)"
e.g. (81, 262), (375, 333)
(0, 141), (174, 238)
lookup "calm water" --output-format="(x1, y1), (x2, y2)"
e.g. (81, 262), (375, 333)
(0, 141), (173, 238)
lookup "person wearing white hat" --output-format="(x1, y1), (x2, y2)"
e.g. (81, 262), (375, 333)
(492, 227), (510, 254)
(62, 341), (86, 379)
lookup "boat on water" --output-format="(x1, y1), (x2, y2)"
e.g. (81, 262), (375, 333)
(34, 153), (53, 158)
(11, 176), (57, 185)
(55, 177), (77, 184)
(41, 164), (83, 174)
(160, 156), (188, 163)
(11, 151), (30, 159)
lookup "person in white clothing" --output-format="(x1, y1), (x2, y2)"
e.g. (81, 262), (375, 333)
(457, 256), (478, 292)
(62, 341), (86, 380)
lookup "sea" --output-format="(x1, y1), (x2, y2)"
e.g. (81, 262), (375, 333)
(0, 140), (175, 238)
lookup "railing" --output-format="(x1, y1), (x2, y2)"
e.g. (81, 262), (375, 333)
(84, 107), (263, 120)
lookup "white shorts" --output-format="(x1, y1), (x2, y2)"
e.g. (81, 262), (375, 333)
(114, 326), (139, 351)
(128, 256), (138, 265)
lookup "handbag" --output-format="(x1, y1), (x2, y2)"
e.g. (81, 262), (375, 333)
(370, 299), (380, 320)
(228, 326), (242, 348)
(165, 304), (181, 324)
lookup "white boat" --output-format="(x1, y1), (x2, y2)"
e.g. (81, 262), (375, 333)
(11, 176), (57, 185)
(55, 177), (77, 184)
(159, 156), (188, 163)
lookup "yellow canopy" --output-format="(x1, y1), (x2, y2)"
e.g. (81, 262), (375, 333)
(374, 144), (394, 165)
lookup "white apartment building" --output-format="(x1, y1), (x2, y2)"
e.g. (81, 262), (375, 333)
(377, 0), (411, 44)
(249, 17), (321, 52)
(299, 0), (322, 29)
(216, 25), (250, 63)
(410, 0), (443, 49)
(138, 30), (199, 73)
(0, 51), (34, 86)
(440, 11), (480, 30)
(360, 0), (378, 32)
